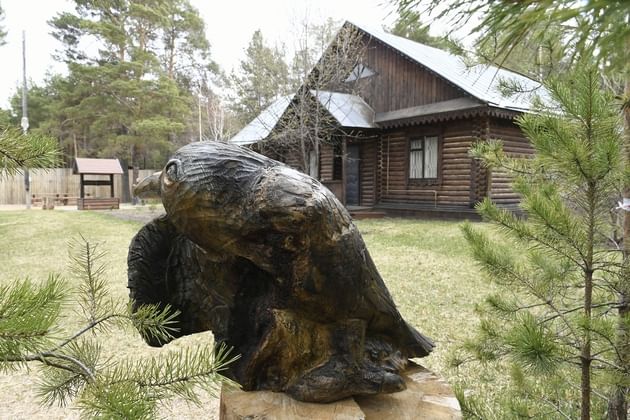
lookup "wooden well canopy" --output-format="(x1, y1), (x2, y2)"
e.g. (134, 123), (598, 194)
(73, 158), (124, 210)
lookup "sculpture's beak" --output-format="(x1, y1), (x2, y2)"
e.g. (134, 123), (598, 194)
(133, 171), (162, 198)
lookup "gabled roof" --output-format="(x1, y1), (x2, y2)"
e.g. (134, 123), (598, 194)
(73, 158), (123, 175)
(230, 91), (375, 146)
(230, 95), (293, 146)
(350, 21), (548, 112)
(230, 22), (548, 146)
(312, 91), (375, 129)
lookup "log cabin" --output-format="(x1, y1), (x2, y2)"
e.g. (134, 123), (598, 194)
(230, 21), (545, 219)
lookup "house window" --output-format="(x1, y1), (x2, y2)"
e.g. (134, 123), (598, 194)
(409, 136), (438, 179)
(345, 63), (376, 82)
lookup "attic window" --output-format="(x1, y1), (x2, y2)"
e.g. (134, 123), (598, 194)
(345, 63), (376, 82)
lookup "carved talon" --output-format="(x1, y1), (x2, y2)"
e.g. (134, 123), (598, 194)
(286, 357), (406, 403)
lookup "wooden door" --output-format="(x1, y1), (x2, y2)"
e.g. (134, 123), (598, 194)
(345, 145), (360, 206)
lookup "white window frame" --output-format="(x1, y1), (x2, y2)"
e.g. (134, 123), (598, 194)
(409, 136), (438, 180)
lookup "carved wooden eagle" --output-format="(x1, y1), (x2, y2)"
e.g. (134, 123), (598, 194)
(128, 141), (433, 403)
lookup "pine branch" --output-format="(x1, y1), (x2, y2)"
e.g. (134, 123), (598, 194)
(101, 342), (239, 407)
(0, 276), (67, 363)
(476, 199), (586, 269)
(4, 351), (95, 381)
(68, 236), (111, 327)
(0, 127), (60, 177)
(542, 302), (620, 323)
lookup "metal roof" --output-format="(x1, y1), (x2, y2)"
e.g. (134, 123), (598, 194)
(375, 97), (484, 123)
(230, 95), (293, 146)
(230, 24), (549, 146)
(73, 158), (123, 175)
(313, 91), (375, 129)
(350, 22), (549, 112)
(229, 92), (375, 146)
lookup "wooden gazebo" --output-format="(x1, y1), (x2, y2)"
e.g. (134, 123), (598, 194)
(73, 158), (123, 210)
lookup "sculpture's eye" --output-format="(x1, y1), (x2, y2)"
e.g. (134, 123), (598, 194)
(163, 159), (182, 186)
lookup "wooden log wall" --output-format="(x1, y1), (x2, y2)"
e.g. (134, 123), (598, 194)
(0, 168), (155, 205)
(488, 118), (533, 206)
(441, 122), (476, 206)
(320, 143), (334, 181)
(361, 36), (465, 113)
(283, 153), (304, 172)
(378, 119), (476, 207)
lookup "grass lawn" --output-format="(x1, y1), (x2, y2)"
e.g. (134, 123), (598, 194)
(0, 210), (502, 418)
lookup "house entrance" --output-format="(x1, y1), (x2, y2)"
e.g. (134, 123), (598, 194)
(345, 145), (360, 206)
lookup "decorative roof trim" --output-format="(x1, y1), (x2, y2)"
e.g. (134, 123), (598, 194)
(375, 98), (484, 123)
(377, 105), (523, 129)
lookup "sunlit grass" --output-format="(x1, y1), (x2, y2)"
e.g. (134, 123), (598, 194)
(357, 219), (508, 401)
(0, 211), (507, 417)
(0, 210), (215, 419)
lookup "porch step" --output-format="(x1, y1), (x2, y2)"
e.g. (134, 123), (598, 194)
(349, 209), (386, 220)
(375, 202), (480, 220)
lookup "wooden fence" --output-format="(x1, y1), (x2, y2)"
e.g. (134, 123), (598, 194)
(0, 168), (156, 205)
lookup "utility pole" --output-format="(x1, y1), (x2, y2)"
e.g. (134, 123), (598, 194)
(21, 30), (31, 209)
(198, 94), (202, 142)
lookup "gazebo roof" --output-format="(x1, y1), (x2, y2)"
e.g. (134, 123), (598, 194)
(73, 158), (123, 175)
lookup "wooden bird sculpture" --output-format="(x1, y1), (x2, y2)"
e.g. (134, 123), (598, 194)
(128, 141), (433, 403)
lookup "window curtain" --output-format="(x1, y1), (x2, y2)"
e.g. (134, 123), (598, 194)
(409, 139), (423, 178)
(424, 136), (438, 178)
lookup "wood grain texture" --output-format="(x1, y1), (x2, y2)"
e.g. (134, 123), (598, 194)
(128, 141), (434, 403)
(355, 363), (462, 420)
(220, 362), (461, 420)
(220, 387), (365, 420)
(360, 36), (465, 113)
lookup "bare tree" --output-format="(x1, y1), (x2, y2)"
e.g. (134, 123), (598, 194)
(258, 23), (368, 177)
(203, 91), (232, 142)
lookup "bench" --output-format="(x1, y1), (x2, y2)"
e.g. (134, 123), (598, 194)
(77, 197), (120, 210)
(32, 193), (80, 206)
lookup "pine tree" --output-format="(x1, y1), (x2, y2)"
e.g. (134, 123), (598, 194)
(288, 17), (340, 90)
(229, 30), (291, 128)
(457, 67), (627, 419)
(397, 2), (630, 416)
(0, 236), (237, 419)
(0, 127), (59, 176)
(48, 0), (215, 169)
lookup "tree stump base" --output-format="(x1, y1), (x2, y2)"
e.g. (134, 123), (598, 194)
(220, 363), (462, 420)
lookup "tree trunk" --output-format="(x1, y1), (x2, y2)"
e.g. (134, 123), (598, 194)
(167, 28), (175, 79)
(581, 269), (592, 420)
(119, 158), (132, 203)
(608, 76), (630, 420)
(130, 144), (140, 205)
(583, 178), (597, 420)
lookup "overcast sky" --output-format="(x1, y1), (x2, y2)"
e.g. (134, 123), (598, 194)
(0, 0), (403, 108)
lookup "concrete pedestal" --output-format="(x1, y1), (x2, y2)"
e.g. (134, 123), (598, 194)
(220, 363), (462, 420)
